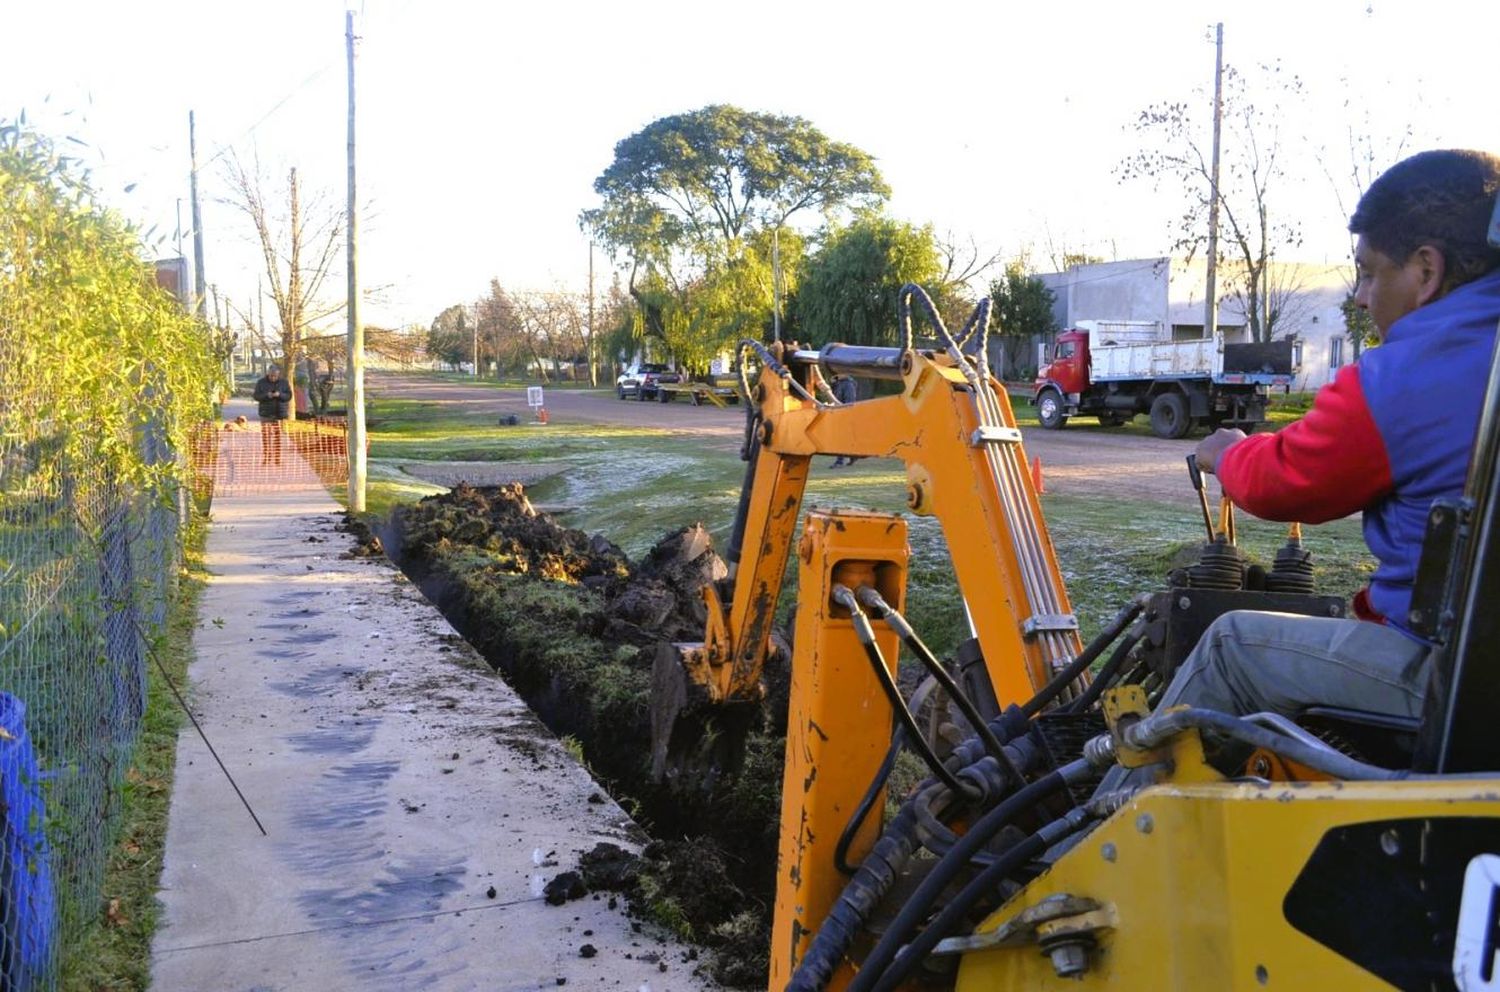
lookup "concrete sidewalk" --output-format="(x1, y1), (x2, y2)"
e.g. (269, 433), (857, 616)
(151, 406), (714, 991)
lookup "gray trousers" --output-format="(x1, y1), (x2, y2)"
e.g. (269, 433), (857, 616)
(1156, 610), (1431, 719)
(1098, 611), (1430, 791)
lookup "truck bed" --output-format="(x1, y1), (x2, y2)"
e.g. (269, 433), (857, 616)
(1090, 336), (1296, 384)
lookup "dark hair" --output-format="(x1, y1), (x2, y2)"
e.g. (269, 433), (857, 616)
(1350, 149), (1500, 291)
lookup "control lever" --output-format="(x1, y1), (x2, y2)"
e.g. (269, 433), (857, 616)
(1186, 454), (1216, 543)
(1218, 495), (1238, 546)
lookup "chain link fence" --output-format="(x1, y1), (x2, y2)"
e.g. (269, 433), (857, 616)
(2, 121), (222, 990)
(0, 405), (188, 988)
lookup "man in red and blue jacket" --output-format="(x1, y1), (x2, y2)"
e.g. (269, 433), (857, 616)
(1157, 149), (1500, 725)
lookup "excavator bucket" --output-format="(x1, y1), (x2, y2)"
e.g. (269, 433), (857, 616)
(648, 637), (785, 791)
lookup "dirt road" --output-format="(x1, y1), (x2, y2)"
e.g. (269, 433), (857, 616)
(371, 371), (1208, 506)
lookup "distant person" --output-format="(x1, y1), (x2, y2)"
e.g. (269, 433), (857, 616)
(830, 374), (860, 468)
(253, 366), (292, 466)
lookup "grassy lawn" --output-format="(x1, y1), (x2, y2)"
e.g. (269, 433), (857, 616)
(60, 522), (207, 992)
(359, 395), (1366, 658)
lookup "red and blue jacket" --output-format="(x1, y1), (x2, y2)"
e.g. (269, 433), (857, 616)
(1216, 269), (1500, 636)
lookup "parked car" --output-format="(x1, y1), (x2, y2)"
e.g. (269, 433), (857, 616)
(616, 363), (681, 400)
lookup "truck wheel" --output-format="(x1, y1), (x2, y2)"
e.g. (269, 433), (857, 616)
(637, 387), (648, 401)
(1037, 389), (1068, 429)
(658, 387), (671, 403)
(1149, 392), (1191, 439)
(617, 385), (627, 400)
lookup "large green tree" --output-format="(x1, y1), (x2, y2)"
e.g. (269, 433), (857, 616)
(582, 106), (885, 358)
(794, 215), (946, 347)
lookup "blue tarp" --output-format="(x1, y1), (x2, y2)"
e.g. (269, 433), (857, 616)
(0, 694), (55, 990)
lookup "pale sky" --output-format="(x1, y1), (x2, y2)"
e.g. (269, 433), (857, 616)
(4, 0), (1497, 332)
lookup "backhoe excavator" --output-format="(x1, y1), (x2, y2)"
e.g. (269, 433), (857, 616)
(649, 278), (1500, 991)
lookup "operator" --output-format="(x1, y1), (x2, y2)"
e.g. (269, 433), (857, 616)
(1159, 149), (1500, 727)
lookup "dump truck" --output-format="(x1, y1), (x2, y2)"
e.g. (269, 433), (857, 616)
(1033, 319), (1298, 439)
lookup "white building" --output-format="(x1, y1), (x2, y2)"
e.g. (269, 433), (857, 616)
(1037, 257), (1359, 391)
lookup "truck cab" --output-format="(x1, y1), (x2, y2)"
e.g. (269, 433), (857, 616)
(1034, 329), (1100, 430)
(1037, 330), (1091, 400)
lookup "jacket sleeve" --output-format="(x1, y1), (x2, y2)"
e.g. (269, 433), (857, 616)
(252, 380), (267, 401)
(1215, 364), (1393, 523)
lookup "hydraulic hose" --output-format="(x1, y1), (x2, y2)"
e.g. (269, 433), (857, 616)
(855, 587), (1020, 785)
(864, 808), (1093, 992)
(836, 586), (981, 801)
(834, 677), (939, 875)
(840, 758), (1092, 992)
(1123, 708), (1407, 781)
(1021, 597), (1147, 717)
(1065, 623), (1147, 714)
(785, 801), (925, 992)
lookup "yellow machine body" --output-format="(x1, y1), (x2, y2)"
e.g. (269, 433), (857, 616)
(954, 779), (1500, 990)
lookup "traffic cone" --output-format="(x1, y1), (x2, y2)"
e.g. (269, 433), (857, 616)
(537, 407), (550, 425)
(1030, 455), (1045, 494)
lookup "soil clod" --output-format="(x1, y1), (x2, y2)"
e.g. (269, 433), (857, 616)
(544, 871), (588, 905)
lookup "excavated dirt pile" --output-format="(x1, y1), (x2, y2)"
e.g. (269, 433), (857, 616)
(388, 483), (780, 985)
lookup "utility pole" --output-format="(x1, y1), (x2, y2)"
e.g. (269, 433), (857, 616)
(345, 9), (367, 512)
(588, 241), (596, 386)
(772, 227), (782, 342)
(1204, 22), (1224, 339)
(471, 307), (479, 377)
(189, 111), (207, 320)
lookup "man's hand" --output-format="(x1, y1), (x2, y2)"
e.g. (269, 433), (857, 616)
(1194, 428), (1247, 474)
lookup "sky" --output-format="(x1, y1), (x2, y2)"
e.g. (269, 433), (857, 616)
(4, 0), (1498, 333)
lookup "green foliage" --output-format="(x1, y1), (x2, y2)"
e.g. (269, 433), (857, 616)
(0, 121), (219, 494)
(585, 105), (887, 259)
(583, 106), (884, 364)
(794, 215), (944, 346)
(988, 262), (1058, 338)
(427, 304), (472, 369)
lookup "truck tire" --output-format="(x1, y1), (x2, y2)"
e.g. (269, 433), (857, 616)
(1149, 392), (1191, 439)
(658, 387), (671, 403)
(637, 387), (648, 401)
(617, 385), (627, 400)
(1037, 389), (1068, 430)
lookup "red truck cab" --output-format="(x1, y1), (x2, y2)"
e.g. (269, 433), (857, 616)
(1037, 330), (1090, 397)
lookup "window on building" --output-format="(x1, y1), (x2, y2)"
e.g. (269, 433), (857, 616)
(1291, 339), (1304, 369)
(1329, 336), (1345, 370)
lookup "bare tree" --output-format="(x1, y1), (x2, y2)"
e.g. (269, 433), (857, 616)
(935, 230), (1005, 290)
(223, 153), (345, 405)
(1317, 87), (1426, 356)
(1221, 259), (1315, 341)
(1119, 60), (1305, 342)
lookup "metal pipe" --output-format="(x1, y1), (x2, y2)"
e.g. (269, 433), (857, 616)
(787, 344), (907, 380)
